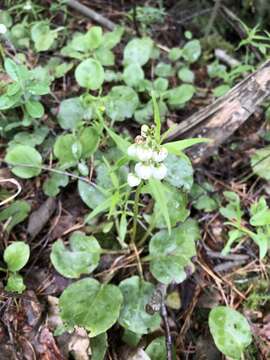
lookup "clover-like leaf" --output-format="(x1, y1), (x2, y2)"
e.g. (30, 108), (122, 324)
(4, 241), (30, 272)
(51, 231), (101, 278)
(119, 276), (161, 334)
(59, 278), (123, 337)
(149, 220), (199, 284)
(5, 145), (42, 179)
(209, 306), (252, 360)
(75, 58), (104, 90)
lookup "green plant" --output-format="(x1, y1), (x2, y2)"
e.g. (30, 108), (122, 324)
(1, 241), (30, 293)
(220, 192), (270, 259)
(209, 306), (252, 360)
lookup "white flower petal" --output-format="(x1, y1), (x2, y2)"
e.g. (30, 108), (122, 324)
(135, 162), (152, 180)
(127, 144), (138, 157)
(127, 173), (141, 187)
(136, 145), (153, 162)
(151, 163), (167, 180)
(152, 147), (168, 162)
(0, 24), (7, 35)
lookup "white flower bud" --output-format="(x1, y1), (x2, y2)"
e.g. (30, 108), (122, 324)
(152, 147), (168, 162)
(127, 144), (138, 157)
(0, 24), (7, 35)
(135, 162), (152, 180)
(151, 163), (167, 180)
(127, 173), (141, 187)
(141, 124), (149, 138)
(136, 145), (153, 162)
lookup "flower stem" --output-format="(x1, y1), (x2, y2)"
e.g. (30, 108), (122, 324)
(131, 183), (142, 243)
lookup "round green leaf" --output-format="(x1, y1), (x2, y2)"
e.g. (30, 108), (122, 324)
(5, 145), (42, 178)
(164, 154), (194, 190)
(75, 58), (104, 90)
(119, 276), (161, 334)
(146, 337), (176, 360)
(177, 67), (194, 83)
(152, 185), (189, 228)
(251, 146), (270, 180)
(53, 134), (77, 166)
(105, 86), (139, 122)
(5, 273), (26, 294)
(85, 26), (103, 50)
(51, 231), (101, 278)
(4, 241), (30, 272)
(25, 100), (44, 118)
(58, 97), (85, 130)
(80, 127), (100, 158)
(31, 22), (57, 52)
(123, 37), (153, 66)
(59, 278), (123, 337)
(123, 63), (144, 87)
(165, 84), (195, 107)
(182, 39), (201, 63)
(154, 62), (174, 78)
(149, 220), (199, 284)
(209, 306), (252, 359)
(78, 180), (107, 210)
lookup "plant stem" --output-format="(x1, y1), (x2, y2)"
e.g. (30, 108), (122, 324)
(131, 183), (142, 243)
(137, 217), (156, 247)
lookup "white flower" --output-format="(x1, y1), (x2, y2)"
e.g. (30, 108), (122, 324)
(151, 163), (167, 180)
(0, 24), (7, 35)
(135, 162), (152, 180)
(152, 147), (168, 162)
(127, 173), (141, 187)
(141, 124), (149, 138)
(127, 144), (138, 157)
(23, 2), (32, 10)
(136, 145), (153, 162)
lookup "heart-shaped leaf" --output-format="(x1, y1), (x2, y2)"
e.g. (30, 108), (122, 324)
(59, 278), (123, 337)
(4, 241), (30, 272)
(75, 58), (104, 90)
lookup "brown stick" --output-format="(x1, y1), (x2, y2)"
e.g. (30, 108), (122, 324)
(164, 59), (270, 163)
(66, 0), (116, 30)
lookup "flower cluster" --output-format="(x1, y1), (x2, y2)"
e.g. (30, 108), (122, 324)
(127, 125), (168, 187)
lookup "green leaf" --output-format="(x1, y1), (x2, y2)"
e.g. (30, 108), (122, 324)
(182, 39), (201, 63)
(58, 97), (85, 130)
(165, 84), (195, 107)
(177, 67), (194, 83)
(148, 178), (171, 233)
(31, 22), (57, 52)
(105, 86), (139, 121)
(102, 26), (124, 49)
(119, 276), (161, 334)
(164, 154), (193, 190)
(59, 278), (123, 337)
(149, 220), (199, 284)
(0, 200), (31, 232)
(250, 197), (270, 226)
(85, 26), (103, 50)
(123, 64), (144, 87)
(5, 145), (42, 178)
(91, 333), (108, 360)
(163, 138), (210, 155)
(213, 84), (230, 97)
(95, 47), (115, 66)
(25, 100), (44, 118)
(251, 231), (268, 260)
(152, 93), (161, 143)
(80, 126), (100, 158)
(105, 126), (131, 154)
(51, 231), (101, 278)
(124, 37), (153, 66)
(146, 337), (176, 360)
(53, 134), (77, 166)
(251, 146), (270, 180)
(209, 306), (252, 360)
(220, 191), (243, 223)
(5, 273), (26, 294)
(75, 58), (104, 90)
(78, 180), (108, 210)
(4, 241), (30, 272)
(154, 62), (174, 78)
(152, 185), (189, 228)
(43, 172), (69, 197)
(168, 47), (182, 62)
(9, 126), (49, 149)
